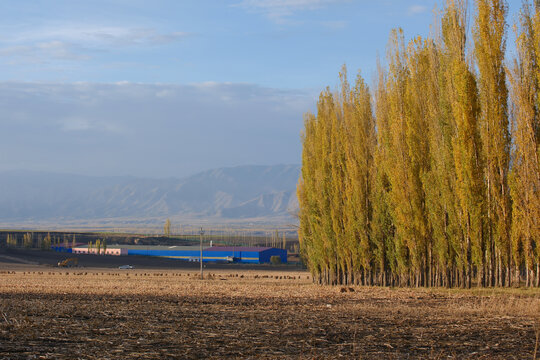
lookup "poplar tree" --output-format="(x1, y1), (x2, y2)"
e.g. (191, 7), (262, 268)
(508, 1), (540, 287)
(404, 37), (435, 286)
(43, 233), (51, 250)
(421, 30), (460, 287)
(298, 68), (376, 285)
(298, 103), (333, 284)
(373, 62), (396, 286)
(7, 234), (17, 247)
(383, 29), (413, 286)
(314, 89), (339, 284)
(164, 218), (171, 237)
(340, 67), (376, 285)
(474, 0), (511, 287)
(23, 233), (33, 248)
(441, 0), (485, 288)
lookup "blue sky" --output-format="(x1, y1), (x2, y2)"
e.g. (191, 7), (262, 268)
(0, 0), (450, 87)
(0, 0), (527, 178)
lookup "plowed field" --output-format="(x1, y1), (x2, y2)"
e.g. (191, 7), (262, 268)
(1, 267), (539, 359)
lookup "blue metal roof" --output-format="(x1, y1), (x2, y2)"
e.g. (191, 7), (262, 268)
(205, 246), (272, 252)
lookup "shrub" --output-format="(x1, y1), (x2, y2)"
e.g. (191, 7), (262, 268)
(270, 256), (282, 265)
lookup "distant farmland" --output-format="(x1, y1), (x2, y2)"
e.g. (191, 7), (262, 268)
(0, 229), (300, 254)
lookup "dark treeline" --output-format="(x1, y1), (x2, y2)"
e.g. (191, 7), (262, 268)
(298, 0), (539, 287)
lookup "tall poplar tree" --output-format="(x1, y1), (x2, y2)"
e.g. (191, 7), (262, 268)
(404, 37), (435, 286)
(508, 1), (540, 287)
(340, 67), (376, 285)
(384, 29), (414, 286)
(442, 0), (485, 288)
(474, 0), (511, 286)
(422, 30), (460, 287)
(373, 62), (397, 286)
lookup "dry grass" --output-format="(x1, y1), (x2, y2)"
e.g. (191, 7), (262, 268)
(1, 268), (539, 359)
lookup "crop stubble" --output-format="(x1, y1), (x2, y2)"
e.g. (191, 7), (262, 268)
(0, 269), (539, 359)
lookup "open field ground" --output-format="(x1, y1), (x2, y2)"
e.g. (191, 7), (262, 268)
(1, 261), (539, 359)
(0, 248), (302, 271)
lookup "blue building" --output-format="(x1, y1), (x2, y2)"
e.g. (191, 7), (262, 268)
(51, 245), (72, 253)
(124, 245), (287, 264)
(53, 244), (288, 264)
(205, 246), (287, 264)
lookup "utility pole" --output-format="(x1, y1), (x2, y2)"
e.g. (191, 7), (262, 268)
(199, 227), (205, 279)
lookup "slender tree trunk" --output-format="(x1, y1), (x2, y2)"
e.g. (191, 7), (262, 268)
(497, 250), (503, 287)
(477, 265), (483, 288)
(427, 249), (431, 287)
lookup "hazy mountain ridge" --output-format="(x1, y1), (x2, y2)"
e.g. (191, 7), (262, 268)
(0, 165), (300, 222)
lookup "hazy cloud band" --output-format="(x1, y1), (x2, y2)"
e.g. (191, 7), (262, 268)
(0, 81), (315, 178)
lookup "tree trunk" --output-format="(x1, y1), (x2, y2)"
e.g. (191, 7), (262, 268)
(491, 241), (496, 287)
(477, 265), (483, 288)
(497, 250), (503, 287)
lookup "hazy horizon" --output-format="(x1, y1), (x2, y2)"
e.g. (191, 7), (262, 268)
(0, 162), (301, 179)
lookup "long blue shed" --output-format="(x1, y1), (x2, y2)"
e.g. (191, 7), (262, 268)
(53, 244), (287, 264)
(127, 247), (203, 261)
(124, 245), (287, 264)
(204, 246), (287, 264)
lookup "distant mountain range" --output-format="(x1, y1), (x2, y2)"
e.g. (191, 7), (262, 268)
(0, 165), (300, 224)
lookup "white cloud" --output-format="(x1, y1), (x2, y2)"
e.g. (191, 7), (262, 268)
(12, 26), (190, 47)
(234, 0), (348, 21)
(80, 27), (190, 46)
(408, 5), (427, 16)
(59, 117), (122, 133)
(0, 25), (190, 62)
(155, 89), (173, 98)
(37, 41), (90, 60)
(0, 41), (88, 62)
(0, 45), (32, 57)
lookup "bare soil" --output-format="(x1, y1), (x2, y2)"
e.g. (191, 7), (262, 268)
(0, 262), (539, 359)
